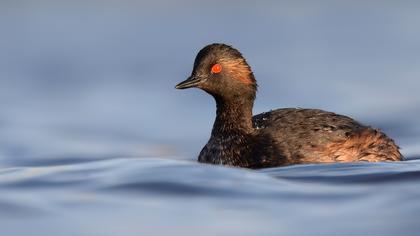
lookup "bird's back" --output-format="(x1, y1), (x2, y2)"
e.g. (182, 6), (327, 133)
(252, 108), (403, 165)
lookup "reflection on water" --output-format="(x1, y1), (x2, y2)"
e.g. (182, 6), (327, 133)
(1, 1), (420, 236)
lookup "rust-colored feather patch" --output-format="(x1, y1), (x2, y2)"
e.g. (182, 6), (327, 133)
(311, 128), (403, 162)
(219, 58), (254, 85)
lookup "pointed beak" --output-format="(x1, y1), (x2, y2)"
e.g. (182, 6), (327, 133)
(175, 75), (203, 89)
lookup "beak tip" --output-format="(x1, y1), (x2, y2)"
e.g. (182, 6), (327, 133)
(175, 83), (185, 89)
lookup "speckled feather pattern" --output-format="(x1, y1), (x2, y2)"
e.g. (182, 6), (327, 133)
(251, 108), (403, 167)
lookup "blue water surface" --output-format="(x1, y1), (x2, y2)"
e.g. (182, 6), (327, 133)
(1, 1), (420, 235)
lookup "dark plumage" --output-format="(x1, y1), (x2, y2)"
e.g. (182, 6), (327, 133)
(176, 43), (403, 168)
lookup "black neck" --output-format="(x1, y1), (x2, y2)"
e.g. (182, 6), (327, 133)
(211, 95), (254, 138)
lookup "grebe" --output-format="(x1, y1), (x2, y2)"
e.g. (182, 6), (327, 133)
(176, 43), (403, 168)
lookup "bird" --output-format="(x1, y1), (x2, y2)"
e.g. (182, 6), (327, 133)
(175, 43), (403, 169)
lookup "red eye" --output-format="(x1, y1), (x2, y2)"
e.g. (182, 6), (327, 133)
(211, 64), (222, 74)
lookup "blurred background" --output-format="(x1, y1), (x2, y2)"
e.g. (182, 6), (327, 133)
(0, 0), (419, 166)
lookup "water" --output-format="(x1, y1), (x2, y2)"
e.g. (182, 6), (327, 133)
(2, 158), (420, 235)
(1, 1), (420, 235)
